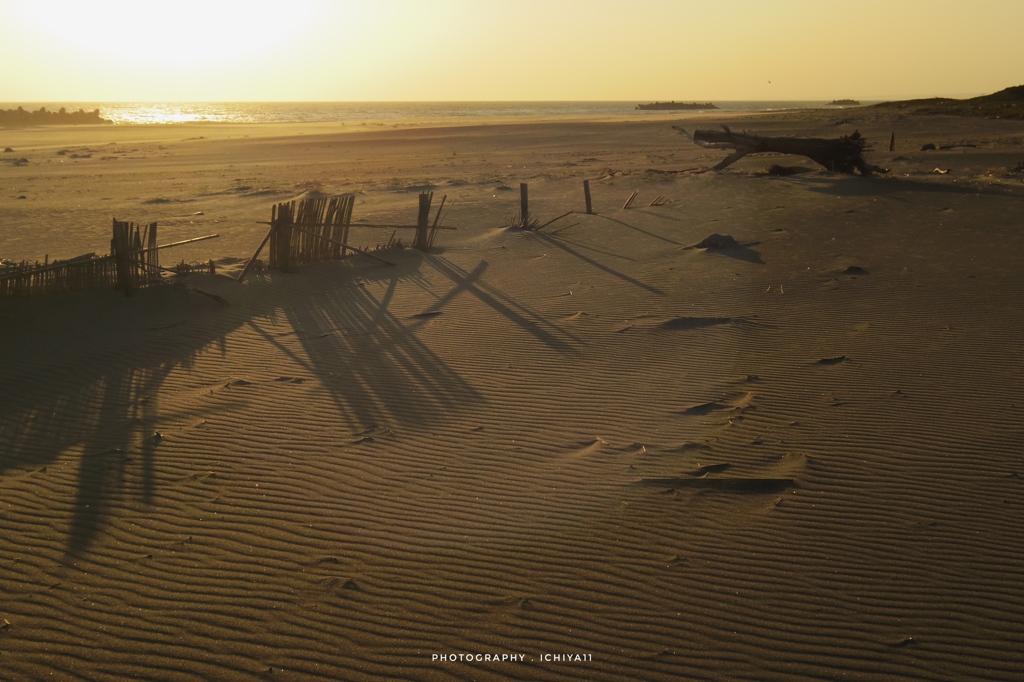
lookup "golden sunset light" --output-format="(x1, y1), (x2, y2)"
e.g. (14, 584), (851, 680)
(3, 1), (1024, 680)
(1, 0), (1023, 101)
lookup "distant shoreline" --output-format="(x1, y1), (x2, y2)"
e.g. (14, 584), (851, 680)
(0, 101), (871, 126)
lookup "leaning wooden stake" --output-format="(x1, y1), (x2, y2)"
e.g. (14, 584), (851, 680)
(623, 191), (638, 209)
(427, 194), (447, 249)
(583, 180), (593, 214)
(238, 213), (277, 282)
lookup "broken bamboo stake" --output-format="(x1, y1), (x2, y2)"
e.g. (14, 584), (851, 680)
(140, 233), (220, 253)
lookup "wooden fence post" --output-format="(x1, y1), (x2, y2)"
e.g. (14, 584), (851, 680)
(583, 180), (593, 214)
(888, 132), (896, 152)
(414, 191), (433, 250)
(520, 183), (529, 227)
(111, 218), (132, 295)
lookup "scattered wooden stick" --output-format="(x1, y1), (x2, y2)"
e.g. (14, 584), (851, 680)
(649, 195), (668, 206)
(136, 233), (220, 253)
(238, 223), (276, 282)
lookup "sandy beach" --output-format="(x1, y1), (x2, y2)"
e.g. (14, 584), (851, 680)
(2, 110), (1024, 680)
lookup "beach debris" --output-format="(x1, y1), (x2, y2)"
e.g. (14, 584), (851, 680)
(816, 355), (848, 365)
(843, 265), (869, 275)
(1, 618), (10, 631)
(690, 233), (739, 249)
(920, 143), (936, 151)
(891, 636), (918, 647)
(666, 554), (686, 566)
(623, 190), (639, 209)
(932, 168), (951, 174)
(674, 124), (887, 175)
(3, 147), (12, 152)
(649, 195), (669, 206)
(1011, 161), (1024, 173)
(689, 463), (732, 476)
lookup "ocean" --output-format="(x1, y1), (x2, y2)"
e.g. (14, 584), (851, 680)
(0, 101), (863, 125)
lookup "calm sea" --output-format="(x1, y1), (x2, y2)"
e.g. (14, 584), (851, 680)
(0, 101), (862, 125)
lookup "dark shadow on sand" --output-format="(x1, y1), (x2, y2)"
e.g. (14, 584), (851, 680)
(592, 215), (684, 246)
(791, 174), (1024, 200)
(529, 231), (666, 296)
(421, 255), (581, 356)
(696, 242), (765, 265)
(2, 249), (543, 560)
(0, 287), (238, 560)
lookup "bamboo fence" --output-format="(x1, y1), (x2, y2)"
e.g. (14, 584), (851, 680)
(0, 219), (160, 298)
(0, 220), (218, 299)
(268, 194), (355, 270)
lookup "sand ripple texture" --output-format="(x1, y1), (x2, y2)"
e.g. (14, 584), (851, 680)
(3, 125), (1024, 680)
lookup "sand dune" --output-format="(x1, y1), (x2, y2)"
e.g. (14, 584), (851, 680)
(2, 111), (1024, 680)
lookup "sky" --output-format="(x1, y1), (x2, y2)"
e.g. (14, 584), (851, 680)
(1, 0), (1021, 102)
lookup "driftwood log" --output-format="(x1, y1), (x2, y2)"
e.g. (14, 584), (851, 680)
(674, 125), (887, 176)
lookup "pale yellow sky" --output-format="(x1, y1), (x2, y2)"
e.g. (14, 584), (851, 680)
(1, 0), (1021, 102)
